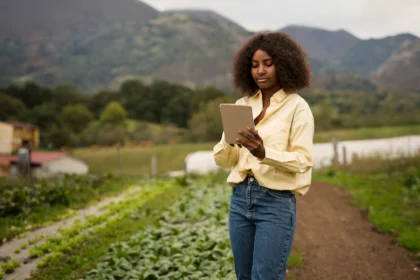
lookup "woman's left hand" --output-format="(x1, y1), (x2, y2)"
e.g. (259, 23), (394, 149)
(237, 127), (265, 159)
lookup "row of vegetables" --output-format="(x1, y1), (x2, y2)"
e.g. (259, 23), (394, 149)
(82, 177), (236, 279)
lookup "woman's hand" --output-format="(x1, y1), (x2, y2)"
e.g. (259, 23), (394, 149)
(237, 127), (265, 159)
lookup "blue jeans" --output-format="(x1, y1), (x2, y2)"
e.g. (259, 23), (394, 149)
(229, 175), (296, 280)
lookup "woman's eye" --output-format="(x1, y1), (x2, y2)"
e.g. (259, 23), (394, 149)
(252, 64), (258, 68)
(266, 62), (273, 66)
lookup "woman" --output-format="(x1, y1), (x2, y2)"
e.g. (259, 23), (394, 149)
(213, 31), (314, 280)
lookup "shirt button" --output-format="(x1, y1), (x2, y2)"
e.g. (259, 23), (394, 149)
(250, 177), (254, 182)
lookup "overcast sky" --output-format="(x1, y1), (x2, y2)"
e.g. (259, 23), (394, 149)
(141, 0), (420, 39)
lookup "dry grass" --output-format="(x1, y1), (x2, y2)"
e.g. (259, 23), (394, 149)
(337, 149), (420, 174)
(73, 143), (214, 177)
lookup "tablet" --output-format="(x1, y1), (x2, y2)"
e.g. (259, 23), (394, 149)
(219, 103), (255, 144)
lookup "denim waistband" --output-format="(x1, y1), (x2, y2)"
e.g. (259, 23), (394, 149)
(244, 174), (294, 195)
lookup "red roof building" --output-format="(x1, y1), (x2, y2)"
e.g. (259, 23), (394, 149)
(0, 152), (88, 178)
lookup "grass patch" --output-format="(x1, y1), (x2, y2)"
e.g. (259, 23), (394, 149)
(73, 143), (213, 176)
(288, 250), (304, 267)
(30, 184), (186, 280)
(285, 249), (304, 280)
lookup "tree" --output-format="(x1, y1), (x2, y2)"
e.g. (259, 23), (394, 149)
(78, 123), (126, 146)
(61, 104), (94, 134)
(161, 85), (194, 128)
(311, 100), (340, 130)
(0, 93), (29, 121)
(99, 101), (127, 126)
(31, 103), (61, 130)
(42, 122), (74, 149)
(190, 86), (226, 113)
(9, 82), (53, 109)
(119, 80), (148, 119)
(87, 90), (119, 118)
(188, 96), (236, 142)
(53, 84), (86, 108)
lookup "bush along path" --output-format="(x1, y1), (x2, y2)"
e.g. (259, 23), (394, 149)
(0, 179), (175, 280)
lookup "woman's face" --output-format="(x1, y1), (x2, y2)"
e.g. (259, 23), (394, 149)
(251, 49), (279, 90)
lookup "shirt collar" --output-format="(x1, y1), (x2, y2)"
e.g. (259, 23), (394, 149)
(250, 88), (288, 103)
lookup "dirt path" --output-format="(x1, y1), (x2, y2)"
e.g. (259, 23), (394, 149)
(289, 181), (419, 280)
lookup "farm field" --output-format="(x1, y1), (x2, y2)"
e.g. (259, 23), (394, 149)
(72, 125), (420, 177)
(2, 168), (419, 279)
(1, 128), (419, 279)
(0, 173), (303, 280)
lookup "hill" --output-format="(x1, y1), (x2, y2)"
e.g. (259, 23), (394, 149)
(0, 4), (251, 92)
(373, 39), (420, 91)
(311, 72), (378, 92)
(0, 0), (159, 90)
(338, 33), (418, 75)
(280, 25), (360, 62)
(280, 25), (419, 79)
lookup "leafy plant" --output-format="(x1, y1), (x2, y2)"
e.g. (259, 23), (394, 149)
(83, 179), (236, 279)
(0, 259), (20, 274)
(0, 173), (119, 218)
(28, 181), (173, 260)
(0, 173), (136, 244)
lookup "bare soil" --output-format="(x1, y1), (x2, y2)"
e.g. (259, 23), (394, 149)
(289, 181), (419, 280)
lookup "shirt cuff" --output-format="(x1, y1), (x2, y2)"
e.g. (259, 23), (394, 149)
(257, 147), (282, 165)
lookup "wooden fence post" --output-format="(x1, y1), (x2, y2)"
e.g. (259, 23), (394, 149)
(342, 146), (347, 165)
(151, 154), (157, 177)
(332, 137), (339, 166)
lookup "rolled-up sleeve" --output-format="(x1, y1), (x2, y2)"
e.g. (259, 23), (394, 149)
(213, 132), (240, 169)
(258, 105), (314, 173)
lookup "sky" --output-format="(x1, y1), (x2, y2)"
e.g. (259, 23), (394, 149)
(141, 0), (420, 39)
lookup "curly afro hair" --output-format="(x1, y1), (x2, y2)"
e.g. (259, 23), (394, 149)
(232, 31), (311, 96)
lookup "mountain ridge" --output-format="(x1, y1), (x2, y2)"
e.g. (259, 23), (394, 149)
(1, 1), (419, 92)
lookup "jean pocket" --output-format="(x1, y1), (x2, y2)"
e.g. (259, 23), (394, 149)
(265, 188), (293, 202)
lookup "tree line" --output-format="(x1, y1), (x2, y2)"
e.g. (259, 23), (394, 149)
(1, 80), (419, 149)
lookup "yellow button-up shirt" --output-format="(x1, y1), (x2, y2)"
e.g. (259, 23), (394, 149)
(213, 89), (315, 196)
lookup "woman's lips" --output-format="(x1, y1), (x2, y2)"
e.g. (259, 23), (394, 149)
(257, 78), (268, 83)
